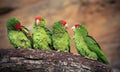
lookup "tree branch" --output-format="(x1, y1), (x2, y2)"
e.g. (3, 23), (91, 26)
(0, 49), (112, 72)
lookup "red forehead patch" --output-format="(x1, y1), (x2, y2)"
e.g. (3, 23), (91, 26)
(74, 24), (79, 28)
(15, 24), (23, 29)
(61, 20), (67, 26)
(35, 16), (42, 21)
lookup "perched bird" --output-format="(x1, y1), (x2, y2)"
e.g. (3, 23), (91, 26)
(72, 24), (109, 64)
(52, 20), (70, 52)
(6, 17), (32, 48)
(32, 16), (52, 50)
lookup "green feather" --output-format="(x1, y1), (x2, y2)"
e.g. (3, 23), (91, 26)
(32, 17), (52, 50)
(6, 17), (32, 48)
(74, 30), (98, 59)
(52, 20), (70, 52)
(7, 17), (20, 31)
(8, 31), (31, 48)
(32, 26), (52, 50)
(84, 36), (109, 64)
(34, 17), (46, 27)
(74, 24), (109, 64)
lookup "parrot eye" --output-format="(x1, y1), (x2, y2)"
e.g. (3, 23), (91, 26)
(61, 20), (67, 26)
(35, 16), (42, 21)
(74, 24), (79, 28)
(15, 24), (23, 30)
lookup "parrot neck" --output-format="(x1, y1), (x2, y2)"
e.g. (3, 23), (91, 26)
(52, 21), (67, 34)
(40, 20), (45, 27)
(7, 27), (19, 32)
(53, 27), (66, 34)
(35, 20), (46, 27)
(7, 28), (15, 31)
(75, 29), (88, 36)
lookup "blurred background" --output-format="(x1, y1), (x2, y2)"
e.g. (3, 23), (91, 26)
(0, 0), (120, 71)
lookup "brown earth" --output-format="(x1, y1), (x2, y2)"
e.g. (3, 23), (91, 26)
(0, 0), (120, 70)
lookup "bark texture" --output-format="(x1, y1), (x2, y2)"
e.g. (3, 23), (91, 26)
(0, 49), (112, 72)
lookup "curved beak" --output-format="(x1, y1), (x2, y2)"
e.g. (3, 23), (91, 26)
(21, 26), (30, 36)
(36, 20), (40, 26)
(65, 23), (68, 29)
(71, 26), (75, 31)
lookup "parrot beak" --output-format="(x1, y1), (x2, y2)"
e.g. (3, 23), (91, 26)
(21, 26), (31, 36)
(71, 26), (75, 31)
(65, 23), (68, 29)
(36, 19), (40, 26)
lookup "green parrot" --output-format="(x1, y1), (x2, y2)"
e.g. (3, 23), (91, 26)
(52, 20), (70, 52)
(32, 16), (52, 50)
(6, 17), (32, 48)
(72, 24), (109, 64)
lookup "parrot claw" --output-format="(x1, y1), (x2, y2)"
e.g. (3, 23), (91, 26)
(64, 50), (68, 52)
(85, 57), (96, 60)
(90, 58), (97, 60)
(57, 50), (61, 52)
(28, 48), (32, 50)
(85, 56), (89, 59)
(18, 47), (20, 49)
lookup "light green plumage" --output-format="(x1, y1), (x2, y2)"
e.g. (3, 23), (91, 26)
(52, 20), (70, 52)
(6, 17), (32, 48)
(8, 31), (31, 48)
(74, 24), (109, 64)
(32, 17), (52, 50)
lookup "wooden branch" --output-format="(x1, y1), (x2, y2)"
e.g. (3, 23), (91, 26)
(0, 49), (112, 72)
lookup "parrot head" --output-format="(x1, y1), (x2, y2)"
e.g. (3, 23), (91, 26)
(6, 17), (24, 31)
(52, 20), (68, 33)
(71, 24), (80, 31)
(72, 24), (88, 35)
(61, 20), (68, 28)
(35, 16), (46, 27)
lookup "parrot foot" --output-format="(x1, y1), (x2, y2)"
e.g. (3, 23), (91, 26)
(17, 47), (21, 49)
(57, 50), (61, 52)
(89, 58), (97, 60)
(85, 56), (90, 59)
(64, 50), (69, 52)
(27, 48), (33, 50)
(85, 56), (96, 60)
